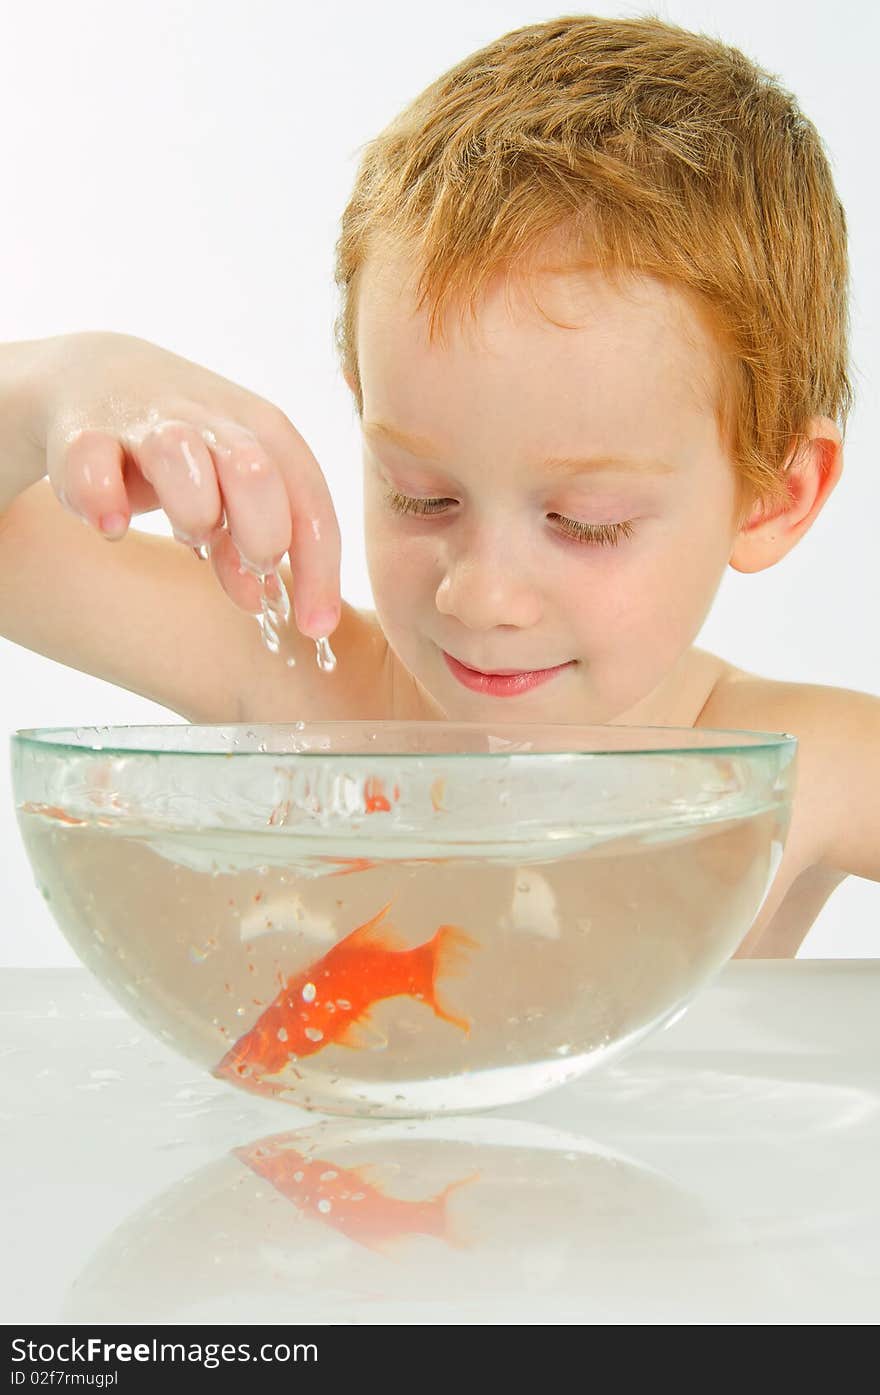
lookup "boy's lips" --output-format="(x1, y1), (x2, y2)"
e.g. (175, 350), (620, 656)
(441, 649), (575, 696)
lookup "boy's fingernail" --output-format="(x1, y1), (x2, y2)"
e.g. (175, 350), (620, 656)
(305, 607), (340, 636)
(99, 513), (128, 538)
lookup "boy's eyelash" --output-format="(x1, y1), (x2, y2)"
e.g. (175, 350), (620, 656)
(382, 487), (635, 547)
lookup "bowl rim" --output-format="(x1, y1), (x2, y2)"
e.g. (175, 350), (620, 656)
(10, 720), (798, 760)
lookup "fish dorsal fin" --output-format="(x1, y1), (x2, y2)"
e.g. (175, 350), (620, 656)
(342, 900), (407, 953)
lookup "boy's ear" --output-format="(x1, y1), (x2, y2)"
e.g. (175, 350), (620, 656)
(728, 416), (844, 574)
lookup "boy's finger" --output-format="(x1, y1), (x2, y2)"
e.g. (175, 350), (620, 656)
(47, 428), (131, 536)
(200, 421), (291, 573)
(129, 420), (224, 545)
(255, 410), (342, 637)
(208, 528), (266, 613)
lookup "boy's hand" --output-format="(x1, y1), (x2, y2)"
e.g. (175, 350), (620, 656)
(40, 331), (341, 638)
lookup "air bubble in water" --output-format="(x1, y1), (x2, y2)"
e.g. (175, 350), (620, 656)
(304, 1026), (324, 1043)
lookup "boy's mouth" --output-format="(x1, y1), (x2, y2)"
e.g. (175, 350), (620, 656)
(441, 650), (575, 697)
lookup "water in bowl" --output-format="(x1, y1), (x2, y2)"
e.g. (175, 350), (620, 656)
(18, 800), (784, 1116)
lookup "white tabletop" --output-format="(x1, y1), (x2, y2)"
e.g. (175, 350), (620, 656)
(1, 962), (878, 1325)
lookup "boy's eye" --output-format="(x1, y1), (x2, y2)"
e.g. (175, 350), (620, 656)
(382, 486), (635, 548)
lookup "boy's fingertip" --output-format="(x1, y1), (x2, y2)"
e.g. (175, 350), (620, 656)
(99, 512), (129, 539)
(304, 606), (340, 637)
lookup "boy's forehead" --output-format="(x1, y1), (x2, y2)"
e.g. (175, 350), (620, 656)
(356, 249), (722, 419)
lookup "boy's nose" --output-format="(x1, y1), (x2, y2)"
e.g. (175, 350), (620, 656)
(434, 551), (543, 630)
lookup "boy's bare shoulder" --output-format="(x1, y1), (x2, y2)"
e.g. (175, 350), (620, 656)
(697, 652), (879, 956)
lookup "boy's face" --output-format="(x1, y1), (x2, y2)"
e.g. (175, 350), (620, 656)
(356, 249), (742, 724)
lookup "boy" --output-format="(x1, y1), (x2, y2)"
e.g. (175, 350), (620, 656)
(0, 15), (877, 958)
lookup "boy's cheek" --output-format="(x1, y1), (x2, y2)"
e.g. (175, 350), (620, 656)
(366, 524), (436, 592)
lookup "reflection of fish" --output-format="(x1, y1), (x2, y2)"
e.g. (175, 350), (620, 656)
(315, 854), (455, 877)
(364, 776), (394, 813)
(316, 855), (380, 877)
(19, 801), (89, 826)
(234, 1136), (478, 1254)
(19, 800), (118, 828)
(215, 901), (477, 1087)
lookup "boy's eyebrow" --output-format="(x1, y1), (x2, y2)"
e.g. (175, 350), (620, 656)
(364, 420), (679, 475)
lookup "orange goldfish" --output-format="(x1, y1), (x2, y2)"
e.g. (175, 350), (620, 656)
(233, 1135), (478, 1253)
(214, 901), (477, 1087)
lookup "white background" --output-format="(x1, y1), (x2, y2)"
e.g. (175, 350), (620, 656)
(1, 0), (877, 964)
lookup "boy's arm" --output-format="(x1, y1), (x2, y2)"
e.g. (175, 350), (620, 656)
(808, 686), (880, 884)
(0, 478), (384, 724)
(712, 674), (880, 891)
(0, 339), (53, 513)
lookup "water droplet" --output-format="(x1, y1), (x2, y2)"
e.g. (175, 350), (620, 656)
(302, 982), (317, 1003)
(335, 998), (351, 1011)
(319, 1170), (338, 1182)
(304, 1026), (323, 1043)
(317, 1199), (332, 1214)
(276, 1026), (288, 1042)
(315, 635), (336, 672)
(293, 1170), (304, 1182)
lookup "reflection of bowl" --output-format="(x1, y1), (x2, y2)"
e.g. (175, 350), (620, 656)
(11, 721), (795, 1117)
(61, 1117), (778, 1324)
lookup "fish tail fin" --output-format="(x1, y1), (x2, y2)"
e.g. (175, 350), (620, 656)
(427, 924), (478, 1036)
(437, 1170), (481, 1251)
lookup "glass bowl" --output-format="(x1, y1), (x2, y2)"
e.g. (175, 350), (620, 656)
(10, 721), (796, 1117)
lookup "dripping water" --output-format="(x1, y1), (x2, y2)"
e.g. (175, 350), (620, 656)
(191, 543), (336, 673)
